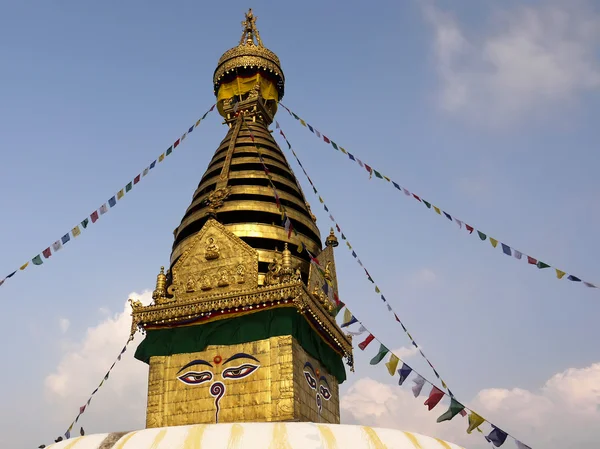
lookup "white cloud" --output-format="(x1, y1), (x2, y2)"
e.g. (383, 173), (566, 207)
(415, 268), (437, 284)
(391, 346), (419, 360)
(58, 318), (70, 334)
(423, 2), (600, 127)
(342, 363), (600, 449)
(43, 291), (152, 437)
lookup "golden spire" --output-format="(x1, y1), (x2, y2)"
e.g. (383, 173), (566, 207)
(240, 8), (262, 46)
(325, 228), (339, 248)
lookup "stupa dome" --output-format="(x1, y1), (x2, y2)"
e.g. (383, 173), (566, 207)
(44, 422), (465, 449)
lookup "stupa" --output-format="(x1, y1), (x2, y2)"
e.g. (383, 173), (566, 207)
(46, 10), (465, 449)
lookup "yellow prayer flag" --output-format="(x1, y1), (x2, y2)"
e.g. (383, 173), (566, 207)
(300, 119), (307, 127)
(195, 119), (201, 127)
(19, 262), (29, 271)
(556, 269), (566, 279)
(339, 147), (348, 154)
(319, 196), (324, 204)
(384, 176), (391, 182)
(158, 153), (165, 162)
(72, 226), (81, 237)
(375, 286), (380, 293)
(433, 206), (441, 215)
(346, 241), (352, 249)
(489, 238), (498, 248)
(385, 354), (399, 376)
(466, 412), (485, 434)
(441, 380), (448, 389)
(297, 241), (304, 253)
(343, 308), (352, 325)
(117, 189), (124, 200)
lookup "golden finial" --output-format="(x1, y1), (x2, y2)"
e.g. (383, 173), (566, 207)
(325, 228), (339, 248)
(281, 243), (292, 271)
(152, 266), (167, 301)
(240, 8), (262, 46)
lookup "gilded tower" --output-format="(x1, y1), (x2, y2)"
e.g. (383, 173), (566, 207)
(130, 10), (353, 428)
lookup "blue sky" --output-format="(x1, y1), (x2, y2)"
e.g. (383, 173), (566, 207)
(1, 1), (599, 448)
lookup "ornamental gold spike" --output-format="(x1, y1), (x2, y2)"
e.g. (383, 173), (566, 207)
(240, 8), (262, 46)
(152, 266), (167, 301)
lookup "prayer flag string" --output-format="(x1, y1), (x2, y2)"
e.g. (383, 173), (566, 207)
(274, 122), (455, 397)
(0, 105), (215, 288)
(278, 103), (597, 292)
(42, 333), (136, 447)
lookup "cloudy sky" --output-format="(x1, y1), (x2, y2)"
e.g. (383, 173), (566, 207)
(1, 1), (599, 448)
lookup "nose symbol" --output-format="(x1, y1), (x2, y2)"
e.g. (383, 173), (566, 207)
(210, 381), (226, 423)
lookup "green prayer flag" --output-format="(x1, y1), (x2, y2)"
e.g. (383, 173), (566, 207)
(423, 200), (431, 209)
(166, 146), (173, 156)
(292, 113), (300, 120)
(537, 261), (550, 269)
(373, 170), (383, 179)
(477, 231), (487, 241)
(331, 142), (339, 150)
(436, 398), (465, 423)
(126, 182), (133, 192)
(81, 218), (89, 229)
(369, 344), (389, 365)
(32, 255), (43, 265)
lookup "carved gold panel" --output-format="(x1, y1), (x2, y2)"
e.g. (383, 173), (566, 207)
(171, 219), (259, 300)
(145, 336), (340, 428)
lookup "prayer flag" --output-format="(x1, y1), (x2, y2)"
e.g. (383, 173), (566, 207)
(369, 344), (389, 365)
(158, 153), (165, 162)
(134, 174), (141, 184)
(536, 261), (550, 269)
(385, 354), (399, 376)
(61, 233), (70, 245)
(489, 237), (498, 248)
(465, 224), (474, 234)
(150, 160), (156, 169)
(188, 126), (194, 133)
(413, 194), (422, 202)
(402, 188), (411, 196)
(424, 386), (444, 410)
(300, 119), (306, 126)
(466, 412), (485, 434)
(423, 200), (431, 208)
(392, 182), (401, 190)
(347, 325), (367, 336)
(358, 334), (375, 350)
(527, 256), (537, 265)
(513, 249), (522, 259)
(454, 218), (462, 228)
(556, 269), (566, 279)
(437, 398), (465, 422)
(143, 168), (149, 177)
(433, 206), (441, 215)
(485, 426), (508, 447)
(99, 203), (108, 215)
(364, 164), (373, 174)
(81, 218), (89, 229)
(43, 247), (52, 259)
(20, 262), (29, 270)
(297, 241), (303, 253)
(306, 124), (311, 132)
(173, 139), (180, 148)
(412, 375), (426, 397)
(331, 142), (339, 150)
(72, 226), (81, 237)
(91, 210), (99, 223)
(374, 170), (383, 179)
(398, 363), (412, 385)
(108, 196), (116, 207)
(117, 189), (124, 200)
(126, 182), (133, 192)
(6, 271), (16, 278)
(501, 243), (511, 255)
(181, 133), (186, 141)
(32, 255), (43, 265)
(315, 130), (321, 138)
(195, 119), (201, 127)
(443, 212), (452, 221)
(478, 231), (487, 241)
(323, 135), (331, 144)
(52, 240), (62, 252)
(568, 275), (581, 282)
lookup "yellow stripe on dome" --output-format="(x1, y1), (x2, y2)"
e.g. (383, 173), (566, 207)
(183, 425), (207, 449)
(61, 437), (84, 449)
(269, 423), (293, 449)
(361, 426), (388, 449)
(316, 424), (337, 449)
(434, 438), (453, 449)
(112, 431), (138, 449)
(228, 423), (244, 449)
(149, 429), (168, 449)
(403, 432), (423, 449)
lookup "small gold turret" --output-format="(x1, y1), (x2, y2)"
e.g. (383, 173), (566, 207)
(325, 228), (339, 248)
(152, 266), (167, 303)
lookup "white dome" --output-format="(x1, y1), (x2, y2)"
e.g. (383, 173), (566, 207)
(45, 422), (465, 449)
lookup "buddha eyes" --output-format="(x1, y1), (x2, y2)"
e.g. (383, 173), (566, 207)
(319, 385), (331, 400)
(222, 364), (259, 380)
(304, 371), (317, 389)
(178, 371), (213, 385)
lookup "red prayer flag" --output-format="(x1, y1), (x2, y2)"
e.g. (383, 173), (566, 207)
(42, 247), (52, 259)
(465, 224), (474, 234)
(394, 313), (401, 322)
(459, 409), (467, 417)
(358, 334), (375, 350)
(134, 174), (141, 184)
(527, 256), (537, 265)
(90, 210), (99, 223)
(364, 164), (373, 173)
(173, 139), (180, 148)
(323, 135), (331, 144)
(412, 194), (422, 202)
(424, 386), (445, 410)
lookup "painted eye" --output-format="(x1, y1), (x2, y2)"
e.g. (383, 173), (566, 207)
(319, 385), (331, 400)
(177, 371), (213, 385)
(304, 371), (317, 389)
(222, 364), (259, 379)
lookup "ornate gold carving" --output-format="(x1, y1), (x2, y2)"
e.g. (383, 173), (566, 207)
(204, 237), (220, 260)
(306, 202), (317, 223)
(170, 219), (259, 300)
(152, 267), (167, 302)
(240, 8), (262, 46)
(129, 298), (143, 310)
(325, 228), (338, 248)
(206, 187), (231, 214)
